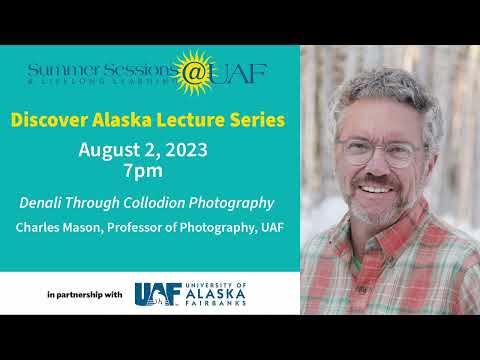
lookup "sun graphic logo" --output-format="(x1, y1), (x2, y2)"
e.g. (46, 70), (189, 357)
(172, 50), (218, 96)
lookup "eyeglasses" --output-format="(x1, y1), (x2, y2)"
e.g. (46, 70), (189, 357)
(335, 138), (427, 169)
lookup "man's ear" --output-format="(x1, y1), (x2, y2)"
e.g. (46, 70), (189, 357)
(424, 154), (438, 184)
(332, 147), (339, 177)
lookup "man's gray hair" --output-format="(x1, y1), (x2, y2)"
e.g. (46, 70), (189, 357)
(328, 67), (444, 157)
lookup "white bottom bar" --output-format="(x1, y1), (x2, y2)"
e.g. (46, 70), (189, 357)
(0, 272), (299, 314)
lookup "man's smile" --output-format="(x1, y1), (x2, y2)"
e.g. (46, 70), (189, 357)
(358, 185), (394, 193)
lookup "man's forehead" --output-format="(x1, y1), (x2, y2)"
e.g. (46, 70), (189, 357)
(339, 97), (423, 140)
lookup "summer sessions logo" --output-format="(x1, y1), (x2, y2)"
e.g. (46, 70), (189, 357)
(26, 49), (268, 96)
(135, 281), (247, 307)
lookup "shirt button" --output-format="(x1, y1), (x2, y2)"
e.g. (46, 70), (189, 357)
(356, 285), (368, 295)
(385, 256), (395, 267)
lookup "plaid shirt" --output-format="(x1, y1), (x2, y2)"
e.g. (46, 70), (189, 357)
(301, 197), (480, 315)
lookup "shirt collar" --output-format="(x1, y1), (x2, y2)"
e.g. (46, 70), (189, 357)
(331, 197), (430, 260)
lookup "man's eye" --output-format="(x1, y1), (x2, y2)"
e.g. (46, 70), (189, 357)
(388, 146), (408, 153)
(347, 143), (369, 151)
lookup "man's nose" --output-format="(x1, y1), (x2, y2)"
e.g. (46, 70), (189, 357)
(364, 147), (391, 176)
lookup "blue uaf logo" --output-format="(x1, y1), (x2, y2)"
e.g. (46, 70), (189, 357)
(172, 49), (268, 96)
(135, 282), (182, 306)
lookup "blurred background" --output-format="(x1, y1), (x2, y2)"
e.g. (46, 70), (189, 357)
(301, 45), (480, 247)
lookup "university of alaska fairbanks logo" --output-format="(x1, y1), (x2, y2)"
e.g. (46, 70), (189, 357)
(172, 49), (218, 96)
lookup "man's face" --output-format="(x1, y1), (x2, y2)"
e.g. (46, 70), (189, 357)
(334, 97), (434, 226)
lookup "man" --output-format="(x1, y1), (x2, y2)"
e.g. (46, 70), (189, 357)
(301, 67), (480, 315)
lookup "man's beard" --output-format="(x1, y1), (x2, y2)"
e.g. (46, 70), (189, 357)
(350, 197), (405, 226)
(345, 172), (424, 227)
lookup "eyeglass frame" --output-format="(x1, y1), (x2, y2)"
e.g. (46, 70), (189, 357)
(335, 136), (429, 169)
